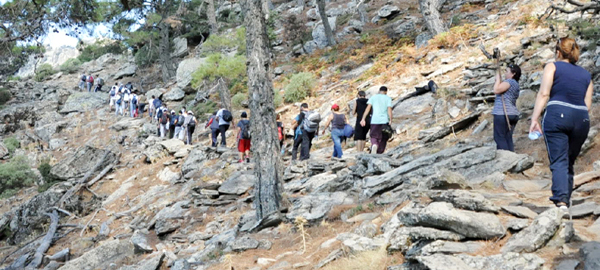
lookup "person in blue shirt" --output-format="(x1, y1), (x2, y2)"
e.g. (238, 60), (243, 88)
(360, 86), (392, 154)
(291, 103), (309, 161)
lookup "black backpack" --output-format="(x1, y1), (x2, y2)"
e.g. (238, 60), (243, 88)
(177, 115), (185, 126)
(240, 120), (251, 139)
(222, 110), (233, 122)
(188, 117), (196, 128)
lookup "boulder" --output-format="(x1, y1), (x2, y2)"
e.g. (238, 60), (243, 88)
(392, 93), (435, 117)
(416, 32), (433, 48)
(118, 252), (164, 270)
(506, 218), (530, 231)
(336, 233), (386, 252)
(181, 146), (219, 177)
(416, 252), (544, 270)
(285, 172), (337, 193)
(286, 192), (354, 222)
(429, 190), (500, 213)
(59, 92), (108, 114)
(152, 201), (189, 236)
(385, 19), (416, 40)
(172, 37), (188, 58)
(501, 208), (562, 253)
(388, 226), (465, 252)
(377, 5), (400, 19)
(50, 145), (118, 181)
(176, 57), (206, 89)
(501, 206), (538, 219)
(143, 144), (168, 163)
(163, 87), (185, 101)
(16, 45), (80, 78)
(420, 240), (484, 255)
(580, 241), (600, 270)
(145, 88), (167, 101)
(130, 231), (154, 253)
(218, 172), (256, 195)
(113, 63), (137, 80)
(555, 260), (580, 270)
(397, 202), (505, 239)
(503, 180), (551, 192)
(57, 240), (134, 270)
(312, 17), (337, 49)
(231, 236), (260, 252)
(570, 202), (597, 218)
(159, 139), (185, 154)
(158, 167), (181, 183)
(171, 259), (191, 270)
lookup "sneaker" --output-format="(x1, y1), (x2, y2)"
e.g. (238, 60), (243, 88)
(556, 202), (570, 219)
(238, 159), (244, 163)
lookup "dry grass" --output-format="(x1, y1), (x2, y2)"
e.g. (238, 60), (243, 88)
(321, 248), (403, 270)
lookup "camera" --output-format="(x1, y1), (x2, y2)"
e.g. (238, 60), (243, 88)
(492, 48), (500, 59)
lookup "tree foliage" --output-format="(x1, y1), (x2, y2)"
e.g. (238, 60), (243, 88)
(0, 156), (36, 198)
(283, 72), (316, 103)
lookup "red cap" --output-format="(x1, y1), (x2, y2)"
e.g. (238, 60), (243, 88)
(331, 104), (339, 110)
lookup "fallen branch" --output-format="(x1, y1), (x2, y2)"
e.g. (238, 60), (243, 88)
(86, 162), (116, 188)
(46, 248), (69, 262)
(80, 208), (102, 237)
(26, 210), (59, 269)
(50, 207), (75, 218)
(114, 205), (141, 219)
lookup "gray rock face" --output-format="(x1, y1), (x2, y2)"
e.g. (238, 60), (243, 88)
(501, 208), (562, 253)
(163, 87), (185, 101)
(231, 236), (260, 252)
(181, 146), (219, 177)
(131, 231), (154, 253)
(415, 32), (433, 48)
(172, 37), (188, 58)
(503, 180), (551, 192)
(60, 92), (108, 114)
(420, 240), (484, 255)
(113, 63), (137, 80)
(393, 93), (435, 117)
(506, 218), (530, 231)
(336, 232), (386, 252)
(176, 57), (206, 89)
(385, 20), (416, 40)
(416, 252), (544, 270)
(218, 172), (256, 195)
(377, 5), (400, 19)
(152, 201), (189, 236)
(159, 139), (185, 154)
(144, 144), (168, 164)
(555, 259), (579, 270)
(312, 17), (337, 49)
(50, 145), (118, 181)
(171, 259), (191, 270)
(429, 190), (500, 213)
(57, 240), (135, 270)
(286, 192), (354, 222)
(145, 88), (167, 101)
(397, 202), (505, 239)
(388, 226), (465, 253)
(580, 242), (600, 270)
(501, 206), (538, 219)
(118, 252), (164, 270)
(16, 45), (80, 78)
(570, 202), (597, 218)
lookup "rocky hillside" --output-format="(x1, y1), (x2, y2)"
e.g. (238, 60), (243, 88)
(1, 0), (600, 269)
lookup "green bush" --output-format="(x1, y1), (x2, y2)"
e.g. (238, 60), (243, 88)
(59, 58), (82, 74)
(34, 63), (56, 82)
(134, 44), (160, 68)
(192, 100), (218, 122)
(0, 156), (36, 198)
(283, 72), (315, 103)
(0, 88), (11, 106)
(274, 90), (283, 108)
(200, 28), (246, 56)
(3, 137), (20, 154)
(231, 92), (247, 109)
(78, 41), (125, 63)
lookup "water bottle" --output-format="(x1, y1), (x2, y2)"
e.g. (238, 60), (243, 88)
(529, 131), (542, 140)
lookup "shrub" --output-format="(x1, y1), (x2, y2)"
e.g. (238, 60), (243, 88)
(59, 58), (82, 74)
(199, 28), (246, 55)
(34, 63), (56, 82)
(135, 44), (160, 68)
(231, 92), (247, 109)
(283, 72), (315, 103)
(0, 156), (36, 198)
(0, 88), (11, 106)
(273, 90), (283, 108)
(78, 41), (125, 63)
(3, 137), (20, 154)
(37, 159), (58, 193)
(192, 100), (218, 122)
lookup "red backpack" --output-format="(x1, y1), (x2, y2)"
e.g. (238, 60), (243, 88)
(278, 126), (284, 141)
(87, 75), (94, 84)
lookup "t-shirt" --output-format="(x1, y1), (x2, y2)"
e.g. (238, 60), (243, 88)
(216, 109), (231, 126)
(237, 119), (250, 133)
(294, 113), (305, 138)
(492, 79), (520, 116)
(367, 94), (392, 124)
(209, 115), (220, 129)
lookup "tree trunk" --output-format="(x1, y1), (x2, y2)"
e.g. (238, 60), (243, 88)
(207, 0), (218, 34)
(243, 0), (283, 221)
(159, 22), (176, 84)
(316, 0), (335, 46)
(357, 0), (367, 23)
(217, 78), (232, 112)
(419, 0), (447, 36)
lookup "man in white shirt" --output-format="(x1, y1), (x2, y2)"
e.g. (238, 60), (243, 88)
(215, 108), (234, 147)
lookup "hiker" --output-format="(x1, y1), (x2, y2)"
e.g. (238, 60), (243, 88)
(236, 112), (251, 162)
(360, 86), (392, 154)
(137, 94), (147, 118)
(322, 104), (349, 159)
(492, 59), (521, 151)
(131, 92), (139, 118)
(109, 83), (118, 110)
(169, 110), (177, 138)
(291, 103), (320, 161)
(94, 75), (104, 92)
(115, 89), (124, 116)
(184, 111), (198, 145)
(353, 90), (371, 152)
(276, 114), (285, 154)
(206, 111), (220, 147)
(153, 97), (163, 122)
(215, 108), (234, 147)
(175, 110), (186, 140)
(149, 95), (156, 119)
(122, 88), (131, 117)
(79, 73), (87, 91)
(530, 37), (593, 212)
(125, 81), (133, 91)
(86, 74), (94, 92)
(158, 107), (170, 138)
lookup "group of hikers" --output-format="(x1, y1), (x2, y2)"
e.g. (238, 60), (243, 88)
(79, 72), (105, 92)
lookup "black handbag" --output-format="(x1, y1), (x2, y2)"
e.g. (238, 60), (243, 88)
(382, 124), (394, 139)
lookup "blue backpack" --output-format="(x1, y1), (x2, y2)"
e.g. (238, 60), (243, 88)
(343, 124), (354, 138)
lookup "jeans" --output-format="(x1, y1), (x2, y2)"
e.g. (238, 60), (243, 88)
(211, 128), (219, 146)
(543, 104), (590, 206)
(130, 103), (136, 118)
(115, 103), (122, 116)
(493, 114), (519, 151)
(87, 82), (93, 92)
(174, 126), (183, 140)
(187, 126), (195, 145)
(218, 125), (229, 146)
(160, 123), (168, 138)
(331, 128), (344, 158)
(79, 81), (85, 90)
(169, 124), (176, 139)
(300, 130), (315, 160)
(291, 133), (302, 160)
(179, 126), (186, 141)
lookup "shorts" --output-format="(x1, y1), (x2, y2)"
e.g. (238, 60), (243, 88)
(354, 120), (370, 140)
(110, 97), (116, 106)
(238, 138), (251, 152)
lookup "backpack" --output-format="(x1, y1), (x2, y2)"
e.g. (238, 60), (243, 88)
(132, 95), (138, 105)
(240, 120), (251, 139)
(97, 78), (104, 86)
(221, 110), (233, 122)
(177, 115), (185, 126)
(153, 99), (162, 109)
(278, 126), (284, 141)
(343, 124), (354, 138)
(81, 75), (87, 82)
(161, 112), (169, 124)
(87, 76), (94, 84)
(116, 95), (122, 105)
(302, 111), (321, 132)
(110, 88), (116, 97)
(188, 117), (196, 128)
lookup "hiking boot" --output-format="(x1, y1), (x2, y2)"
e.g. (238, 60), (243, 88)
(556, 202), (570, 219)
